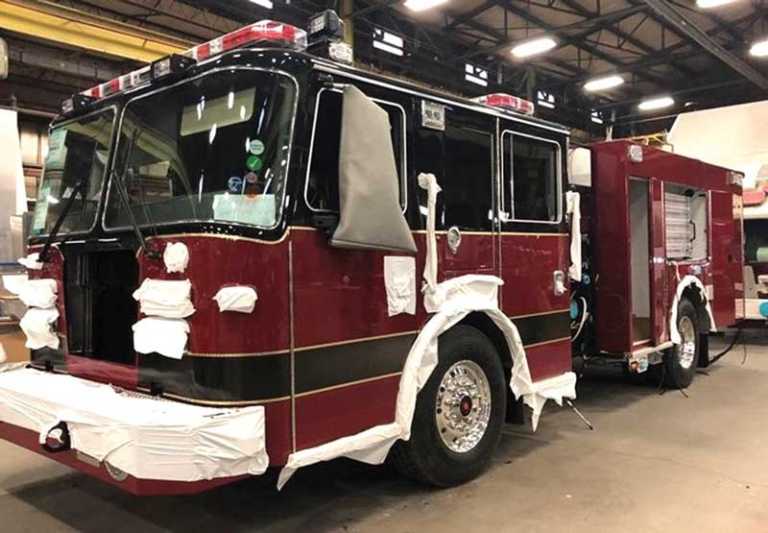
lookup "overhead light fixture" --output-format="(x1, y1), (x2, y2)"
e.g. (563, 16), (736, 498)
(373, 27), (404, 56)
(403, 0), (449, 12)
(248, 0), (274, 8)
(696, 0), (739, 8)
(638, 96), (675, 111)
(750, 38), (768, 57)
(584, 75), (624, 92)
(465, 63), (488, 87)
(511, 37), (557, 59)
(537, 90), (556, 110)
(590, 110), (604, 125)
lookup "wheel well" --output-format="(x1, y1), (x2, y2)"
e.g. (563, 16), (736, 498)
(458, 312), (525, 424)
(681, 286), (711, 332)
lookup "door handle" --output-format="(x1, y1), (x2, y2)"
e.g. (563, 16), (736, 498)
(553, 270), (567, 296)
(446, 226), (462, 255)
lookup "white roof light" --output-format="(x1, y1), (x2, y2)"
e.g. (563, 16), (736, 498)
(750, 38), (768, 57)
(638, 96), (675, 111)
(696, 0), (739, 8)
(403, 0), (449, 12)
(584, 74), (624, 92)
(248, 0), (274, 9)
(590, 111), (604, 124)
(511, 37), (557, 59)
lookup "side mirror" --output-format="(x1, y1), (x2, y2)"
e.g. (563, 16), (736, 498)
(0, 38), (7, 80)
(330, 86), (416, 254)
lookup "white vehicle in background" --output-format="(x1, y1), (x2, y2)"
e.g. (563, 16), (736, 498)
(668, 100), (768, 321)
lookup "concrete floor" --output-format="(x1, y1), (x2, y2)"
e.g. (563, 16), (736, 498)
(2, 338), (768, 532)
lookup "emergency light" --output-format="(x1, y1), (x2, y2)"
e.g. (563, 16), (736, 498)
(472, 93), (535, 116)
(77, 20), (307, 104)
(61, 93), (97, 115)
(151, 54), (196, 81)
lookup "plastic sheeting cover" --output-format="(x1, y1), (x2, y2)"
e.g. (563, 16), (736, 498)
(0, 365), (268, 482)
(19, 308), (60, 350)
(133, 317), (189, 359)
(15, 278), (57, 309)
(384, 256), (416, 316)
(132, 278), (195, 318)
(18, 253), (42, 270)
(163, 242), (190, 274)
(669, 275), (716, 344)
(566, 191), (582, 282)
(213, 286), (258, 314)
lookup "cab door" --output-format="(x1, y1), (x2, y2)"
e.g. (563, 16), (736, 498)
(412, 105), (496, 278)
(497, 127), (571, 380)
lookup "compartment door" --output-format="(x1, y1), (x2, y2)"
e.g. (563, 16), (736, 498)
(710, 190), (743, 326)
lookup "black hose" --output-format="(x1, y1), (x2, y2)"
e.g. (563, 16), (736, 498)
(708, 329), (742, 365)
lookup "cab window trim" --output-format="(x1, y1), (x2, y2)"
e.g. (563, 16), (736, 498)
(500, 129), (563, 225)
(304, 85), (408, 215)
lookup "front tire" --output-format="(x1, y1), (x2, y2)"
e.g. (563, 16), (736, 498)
(663, 298), (699, 389)
(390, 325), (506, 487)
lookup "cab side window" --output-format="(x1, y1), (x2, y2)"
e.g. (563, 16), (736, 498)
(441, 125), (493, 231)
(306, 88), (406, 212)
(503, 133), (560, 222)
(414, 119), (493, 232)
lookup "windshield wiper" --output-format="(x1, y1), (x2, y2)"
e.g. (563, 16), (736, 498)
(112, 129), (162, 260)
(38, 179), (88, 262)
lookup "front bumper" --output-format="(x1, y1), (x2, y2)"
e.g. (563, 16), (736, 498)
(0, 365), (268, 495)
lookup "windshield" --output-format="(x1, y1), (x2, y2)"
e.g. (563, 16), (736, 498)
(105, 69), (296, 230)
(31, 110), (115, 236)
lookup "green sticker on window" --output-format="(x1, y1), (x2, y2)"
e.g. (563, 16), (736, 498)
(246, 155), (263, 172)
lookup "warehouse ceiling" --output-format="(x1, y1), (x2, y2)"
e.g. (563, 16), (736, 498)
(1, 0), (767, 135)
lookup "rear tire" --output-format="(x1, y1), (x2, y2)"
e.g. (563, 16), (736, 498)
(390, 325), (506, 487)
(663, 298), (699, 389)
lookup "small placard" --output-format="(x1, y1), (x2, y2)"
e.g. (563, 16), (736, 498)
(421, 100), (445, 131)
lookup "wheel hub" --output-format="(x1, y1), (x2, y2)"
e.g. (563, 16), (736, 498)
(678, 316), (697, 369)
(435, 360), (492, 454)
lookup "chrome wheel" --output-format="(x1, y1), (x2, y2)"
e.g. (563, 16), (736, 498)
(435, 360), (492, 454)
(678, 315), (697, 369)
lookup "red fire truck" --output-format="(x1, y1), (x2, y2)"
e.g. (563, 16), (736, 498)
(0, 14), (743, 495)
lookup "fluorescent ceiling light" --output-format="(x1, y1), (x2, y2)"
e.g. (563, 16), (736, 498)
(696, 0), (738, 8)
(750, 39), (768, 57)
(465, 74), (488, 87)
(511, 37), (557, 59)
(638, 96), (675, 111)
(373, 40), (404, 56)
(403, 0), (448, 12)
(584, 75), (624, 92)
(248, 0), (273, 8)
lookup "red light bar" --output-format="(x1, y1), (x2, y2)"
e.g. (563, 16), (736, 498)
(472, 93), (535, 116)
(77, 20), (306, 104)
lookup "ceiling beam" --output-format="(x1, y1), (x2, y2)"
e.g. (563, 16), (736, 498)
(469, 1), (669, 87)
(556, 0), (698, 78)
(641, 0), (768, 91)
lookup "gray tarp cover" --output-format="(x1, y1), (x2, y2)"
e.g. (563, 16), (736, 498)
(331, 86), (417, 253)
